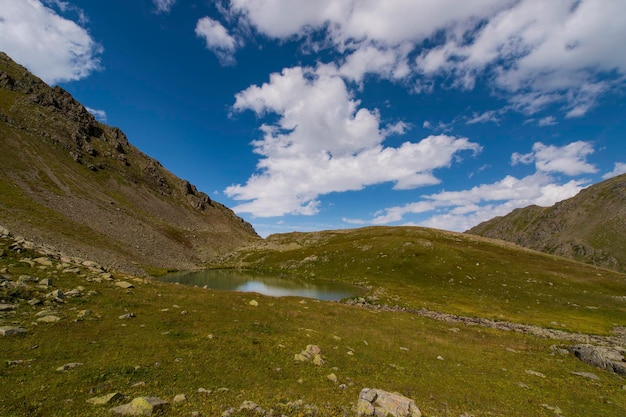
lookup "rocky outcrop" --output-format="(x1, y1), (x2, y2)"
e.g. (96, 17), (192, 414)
(109, 397), (169, 416)
(356, 388), (421, 417)
(571, 344), (626, 375)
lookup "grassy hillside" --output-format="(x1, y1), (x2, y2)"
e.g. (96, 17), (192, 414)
(223, 226), (626, 335)
(467, 174), (626, 273)
(0, 52), (259, 275)
(1, 228), (625, 417)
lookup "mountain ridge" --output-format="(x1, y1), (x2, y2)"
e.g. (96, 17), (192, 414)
(467, 173), (626, 272)
(0, 52), (259, 274)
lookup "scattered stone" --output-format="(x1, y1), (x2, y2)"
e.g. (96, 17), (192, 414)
(356, 388), (421, 417)
(327, 373), (338, 383)
(37, 315), (61, 323)
(27, 298), (42, 306)
(119, 313), (136, 320)
(249, 299), (259, 307)
(197, 388), (212, 394)
(65, 288), (82, 297)
(115, 281), (134, 289)
(540, 404), (563, 415)
(18, 274), (37, 283)
(525, 369), (546, 378)
(46, 289), (65, 303)
(436, 356), (444, 361)
(109, 396), (169, 416)
(571, 371), (600, 381)
(0, 303), (17, 311)
(77, 309), (92, 320)
(571, 344), (626, 375)
(56, 362), (83, 371)
(0, 326), (27, 336)
(517, 382), (529, 389)
(33, 257), (53, 267)
(339, 383), (347, 390)
(131, 382), (146, 388)
(399, 347), (409, 352)
(294, 344), (325, 366)
(173, 394), (187, 403)
(86, 392), (124, 405)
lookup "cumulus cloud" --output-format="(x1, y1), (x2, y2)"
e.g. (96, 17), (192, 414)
(224, 0), (625, 117)
(153, 0), (176, 14)
(511, 141), (597, 176)
(357, 172), (588, 232)
(603, 162), (626, 179)
(348, 140), (596, 231)
(195, 16), (239, 65)
(225, 66), (481, 217)
(0, 0), (102, 84)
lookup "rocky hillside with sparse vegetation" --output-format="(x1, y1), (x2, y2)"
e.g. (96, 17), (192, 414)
(0, 52), (259, 275)
(467, 173), (626, 273)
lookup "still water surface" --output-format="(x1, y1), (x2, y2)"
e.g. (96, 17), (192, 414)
(158, 269), (364, 301)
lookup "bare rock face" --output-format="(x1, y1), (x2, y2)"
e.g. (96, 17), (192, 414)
(356, 388), (421, 417)
(571, 344), (626, 375)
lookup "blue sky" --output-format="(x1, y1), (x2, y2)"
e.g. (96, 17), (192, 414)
(1, 0), (625, 237)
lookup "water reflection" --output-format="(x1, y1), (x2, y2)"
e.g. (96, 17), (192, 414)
(158, 269), (363, 301)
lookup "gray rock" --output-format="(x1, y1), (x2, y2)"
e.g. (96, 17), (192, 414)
(356, 388), (421, 417)
(27, 298), (42, 306)
(37, 315), (61, 323)
(109, 397), (169, 416)
(56, 362), (83, 371)
(39, 278), (52, 286)
(119, 313), (136, 319)
(0, 303), (17, 311)
(0, 326), (27, 336)
(173, 394), (187, 403)
(571, 344), (626, 375)
(115, 281), (134, 289)
(295, 344), (325, 366)
(571, 371), (600, 381)
(86, 392), (124, 405)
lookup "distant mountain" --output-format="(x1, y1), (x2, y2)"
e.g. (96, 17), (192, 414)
(467, 174), (626, 272)
(0, 52), (259, 274)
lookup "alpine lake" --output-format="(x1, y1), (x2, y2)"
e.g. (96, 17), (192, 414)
(157, 269), (365, 301)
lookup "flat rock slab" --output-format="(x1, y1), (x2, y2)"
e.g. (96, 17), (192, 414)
(56, 362), (84, 371)
(357, 388), (421, 417)
(0, 303), (17, 311)
(110, 396), (169, 416)
(37, 315), (61, 323)
(115, 281), (135, 289)
(0, 326), (27, 336)
(87, 392), (124, 405)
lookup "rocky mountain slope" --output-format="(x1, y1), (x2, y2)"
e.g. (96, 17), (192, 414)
(467, 173), (626, 272)
(0, 52), (259, 274)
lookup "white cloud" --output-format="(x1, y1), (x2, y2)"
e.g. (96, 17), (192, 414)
(85, 107), (107, 122)
(225, 0), (626, 117)
(537, 116), (558, 126)
(195, 16), (238, 65)
(602, 162), (626, 179)
(360, 172), (587, 232)
(226, 65), (481, 217)
(511, 141), (597, 176)
(153, 0), (176, 14)
(0, 0), (102, 84)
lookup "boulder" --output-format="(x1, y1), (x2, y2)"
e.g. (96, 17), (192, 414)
(0, 326), (27, 336)
(115, 281), (134, 289)
(86, 392), (124, 405)
(571, 344), (626, 375)
(109, 396), (169, 416)
(356, 388), (421, 417)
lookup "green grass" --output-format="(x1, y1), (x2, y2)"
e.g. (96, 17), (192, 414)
(225, 227), (626, 335)
(1, 229), (625, 416)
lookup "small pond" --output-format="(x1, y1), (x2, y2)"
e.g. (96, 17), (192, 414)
(158, 269), (364, 301)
